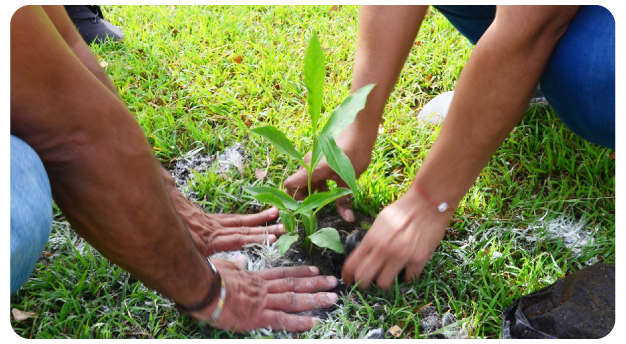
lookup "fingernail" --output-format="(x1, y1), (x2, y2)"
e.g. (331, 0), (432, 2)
(267, 207), (279, 216)
(344, 209), (355, 222)
(269, 234), (276, 242)
(326, 275), (337, 285)
(327, 293), (339, 303)
(278, 224), (286, 232)
(309, 266), (319, 274)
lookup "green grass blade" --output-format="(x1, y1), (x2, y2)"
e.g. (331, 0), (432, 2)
(246, 192), (286, 210)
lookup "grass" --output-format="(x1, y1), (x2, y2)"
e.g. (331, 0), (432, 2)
(10, 5), (615, 339)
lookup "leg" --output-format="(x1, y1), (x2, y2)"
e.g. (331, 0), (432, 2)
(432, 5), (496, 45)
(540, 5), (615, 149)
(10, 135), (53, 294)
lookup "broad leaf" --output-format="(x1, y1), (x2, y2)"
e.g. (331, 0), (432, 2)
(251, 126), (303, 164)
(309, 227), (344, 253)
(310, 139), (323, 173)
(302, 212), (317, 237)
(277, 234), (298, 256)
(317, 134), (358, 194)
(294, 188), (352, 215)
(243, 186), (299, 211)
(279, 210), (295, 234)
(304, 33), (325, 132)
(248, 192), (286, 210)
(320, 84), (376, 139)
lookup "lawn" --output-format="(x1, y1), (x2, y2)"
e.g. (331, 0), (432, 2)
(10, 5), (615, 339)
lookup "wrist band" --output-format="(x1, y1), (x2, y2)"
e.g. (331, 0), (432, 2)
(175, 258), (220, 313)
(209, 274), (226, 325)
(413, 183), (450, 212)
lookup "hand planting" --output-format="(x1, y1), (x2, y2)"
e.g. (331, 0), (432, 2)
(244, 33), (375, 256)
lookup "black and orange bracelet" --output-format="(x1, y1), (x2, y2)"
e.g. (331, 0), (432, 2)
(175, 258), (220, 313)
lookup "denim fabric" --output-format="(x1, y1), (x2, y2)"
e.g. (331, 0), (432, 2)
(540, 6), (615, 149)
(432, 5), (615, 149)
(10, 135), (52, 294)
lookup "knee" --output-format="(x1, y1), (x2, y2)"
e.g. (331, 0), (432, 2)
(11, 135), (53, 293)
(540, 6), (615, 149)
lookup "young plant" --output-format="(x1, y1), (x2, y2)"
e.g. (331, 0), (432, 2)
(244, 33), (375, 256)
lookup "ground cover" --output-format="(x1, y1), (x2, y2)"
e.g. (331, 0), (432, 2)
(10, 5), (615, 339)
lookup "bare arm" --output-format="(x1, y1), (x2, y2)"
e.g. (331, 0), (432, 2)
(11, 5), (213, 306)
(346, 5), (428, 149)
(41, 5), (120, 97)
(414, 5), (580, 209)
(343, 5), (581, 289)
(285, 5), (428, 221)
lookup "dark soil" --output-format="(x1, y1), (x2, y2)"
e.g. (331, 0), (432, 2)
(281, 211), (373, 296)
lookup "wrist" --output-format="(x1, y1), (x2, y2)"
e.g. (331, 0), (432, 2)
(178, 259), (224, 323)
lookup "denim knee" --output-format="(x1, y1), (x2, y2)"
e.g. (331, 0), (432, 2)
(540, 6), (615, 149)
(11, 135), (53, 294)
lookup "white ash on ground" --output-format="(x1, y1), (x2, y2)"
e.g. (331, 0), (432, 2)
(168, 143), (249, 202)
(418, 305), (468, 339)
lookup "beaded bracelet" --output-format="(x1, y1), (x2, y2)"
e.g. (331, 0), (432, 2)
(413, 183), (450, 213)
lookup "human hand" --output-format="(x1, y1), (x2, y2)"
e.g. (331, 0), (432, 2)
(284, 127), (373, 222)
(175, 195), (284, 257)
(341, 187), (451, 290)
(190, 259), (339, 333)
(161, 167), (285, 256)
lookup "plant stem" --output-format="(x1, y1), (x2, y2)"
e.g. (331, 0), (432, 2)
(308, 135), (316, 196)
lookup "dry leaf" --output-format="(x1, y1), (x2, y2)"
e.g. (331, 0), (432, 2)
(425, 74), (433, 83)
(255, 168), (267, 180)
(12, 308), (36, 321)
(329, 5), (339, 12)
(414, 40), (421, 47)
(609, 151), (615, 160)
(387, 325), (402, 338)
(231, 55), (243, 64)
(169, 25), (179, 36)
(274, 84), (281, 90)
(99, 61), (108, 68)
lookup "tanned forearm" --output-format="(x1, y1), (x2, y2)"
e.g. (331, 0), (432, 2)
(413, 6), (580, 207)
(346, 5), (427, 149)
(11, 6), (212, 307)
(41, 5), (121, 98)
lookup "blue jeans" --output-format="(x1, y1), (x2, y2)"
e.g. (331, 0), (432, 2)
(433, 5), (615, 149)
(10, 135), (53, 294)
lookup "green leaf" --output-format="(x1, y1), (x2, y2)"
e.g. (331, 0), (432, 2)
(243, 186), (299, 211)
(279, 210), (295, 234)
(277, 234), (298, 256)
(317, 134), (358, 194)
(310, 139), (323, 173)
(320, 84), (376, 139)
(248, 192), (286, 210)
(302, 212), (317, 237)
(309, 227), (344, 253)
(304, 33), (325, 132)
(251, 126), (303, 164)
(294, 188), (352, 214)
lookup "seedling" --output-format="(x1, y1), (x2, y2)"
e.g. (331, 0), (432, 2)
(244, 33), (375, 255)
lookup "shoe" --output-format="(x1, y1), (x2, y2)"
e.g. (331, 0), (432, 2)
(417, 85), (548, 125)
(64, 5), (123, 45)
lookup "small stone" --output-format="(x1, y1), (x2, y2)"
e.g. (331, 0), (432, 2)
(386, 325), (403, 338)
(364, 328), (384, 339)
